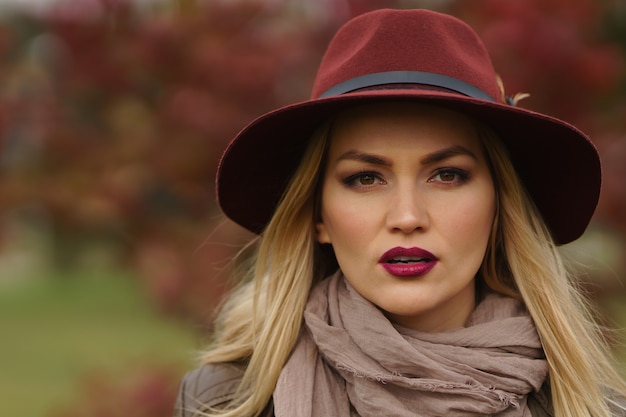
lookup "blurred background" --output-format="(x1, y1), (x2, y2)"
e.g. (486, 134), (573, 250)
(0, 0), (624, 416)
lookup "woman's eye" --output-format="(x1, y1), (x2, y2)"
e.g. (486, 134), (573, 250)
(429, 168), (469, 184)
(343, 172), (384, 188)
(357, 174), (377, 185)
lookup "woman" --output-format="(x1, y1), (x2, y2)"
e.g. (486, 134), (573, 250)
(174, 8), (626, 417)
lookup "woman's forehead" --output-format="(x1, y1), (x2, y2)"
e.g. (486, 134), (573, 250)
(327, 102), (483, 156)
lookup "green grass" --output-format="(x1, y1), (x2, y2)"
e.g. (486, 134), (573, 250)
(0, 266), (200, 417)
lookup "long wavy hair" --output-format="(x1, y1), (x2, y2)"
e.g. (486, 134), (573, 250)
(199, 111), (626, 417)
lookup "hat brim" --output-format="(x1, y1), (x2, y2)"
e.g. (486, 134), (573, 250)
(216, 89), (600, 244)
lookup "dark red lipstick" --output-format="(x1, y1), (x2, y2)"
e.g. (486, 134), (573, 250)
(379, 247), (438, 277)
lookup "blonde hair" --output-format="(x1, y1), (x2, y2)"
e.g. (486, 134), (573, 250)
(199, 123), (331, 416)
(479, 127), (626, 417)
(199, 117), (625, 417)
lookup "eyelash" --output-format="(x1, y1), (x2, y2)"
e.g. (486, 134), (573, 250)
(342, 171), (384, 188)
(428, 167), (471, 184)
(341, 167), (470, 189)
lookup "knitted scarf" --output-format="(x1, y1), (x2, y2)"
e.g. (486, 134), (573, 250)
(274, 271), (548, 417)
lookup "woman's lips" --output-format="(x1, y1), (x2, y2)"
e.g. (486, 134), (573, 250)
(379, 246), (439, 277)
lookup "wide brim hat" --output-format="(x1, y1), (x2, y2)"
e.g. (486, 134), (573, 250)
(216, 8), (600, 245)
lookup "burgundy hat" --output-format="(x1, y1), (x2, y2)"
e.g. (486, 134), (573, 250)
(216, 8), (600, 244)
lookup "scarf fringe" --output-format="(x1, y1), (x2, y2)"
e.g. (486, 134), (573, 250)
(337, 363), (524, 407)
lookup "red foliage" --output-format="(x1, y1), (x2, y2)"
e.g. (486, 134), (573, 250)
(451, 0), (624, 128)
(51, 366), (181, 417)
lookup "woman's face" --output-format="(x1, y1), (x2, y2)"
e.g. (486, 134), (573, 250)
(316, 103), (496, 332)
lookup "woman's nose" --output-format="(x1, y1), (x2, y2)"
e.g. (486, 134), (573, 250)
(385, 185), (429, 234)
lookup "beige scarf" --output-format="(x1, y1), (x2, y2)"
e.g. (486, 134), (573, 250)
(274, 271), (548, 417)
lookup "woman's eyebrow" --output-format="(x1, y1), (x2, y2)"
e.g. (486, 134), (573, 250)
(420, 145), (477, 165)
(336, 145), (477, 166)
(336, 151), (392, 166)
